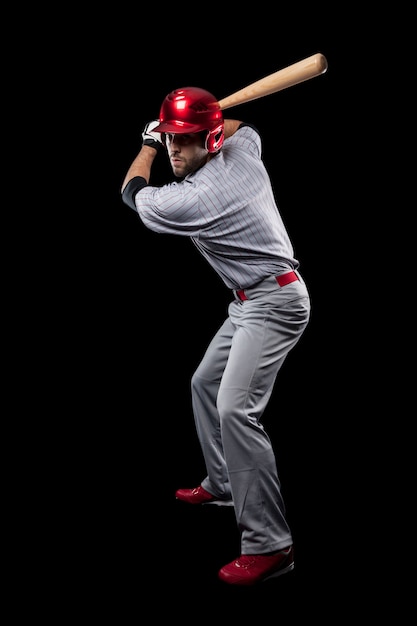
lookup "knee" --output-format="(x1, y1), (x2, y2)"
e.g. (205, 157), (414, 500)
(191, 371), (202, 395)
(216, 390), (235, 421)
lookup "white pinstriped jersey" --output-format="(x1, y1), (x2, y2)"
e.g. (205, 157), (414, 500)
(134, 124), (299, 290)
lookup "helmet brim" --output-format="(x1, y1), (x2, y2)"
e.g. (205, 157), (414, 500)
(152, 120), (205, 134)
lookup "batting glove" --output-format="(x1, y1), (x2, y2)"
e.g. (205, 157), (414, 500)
(142, 120), (163, 151)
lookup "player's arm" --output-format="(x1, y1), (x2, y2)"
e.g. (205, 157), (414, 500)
(223, 119), (261, 139)
(121, 120), (163, 191)
(223, 119), (243, 139)
(121, 146), (157, 192)
(121, 147), (157, 211)
(121, 121), (163, 210)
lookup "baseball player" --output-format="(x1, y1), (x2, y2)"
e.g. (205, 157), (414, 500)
(121, 87), (311, 586)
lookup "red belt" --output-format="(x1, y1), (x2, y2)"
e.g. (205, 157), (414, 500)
(236, 271), (299, 301)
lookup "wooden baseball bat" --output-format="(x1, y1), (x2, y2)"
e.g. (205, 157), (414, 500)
(218, 53), (328, 110)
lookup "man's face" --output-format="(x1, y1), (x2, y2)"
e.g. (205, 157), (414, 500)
(165, 132), (209, 178)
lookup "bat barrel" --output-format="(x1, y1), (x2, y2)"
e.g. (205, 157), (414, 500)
(218, 53), (328, 111)
(316, 53), (328, 74)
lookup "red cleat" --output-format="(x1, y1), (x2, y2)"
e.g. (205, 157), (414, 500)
(218, 546), (294, 586)
(175, 485), (217, 504)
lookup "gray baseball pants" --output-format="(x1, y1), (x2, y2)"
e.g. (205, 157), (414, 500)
(191, 273), (311, 555)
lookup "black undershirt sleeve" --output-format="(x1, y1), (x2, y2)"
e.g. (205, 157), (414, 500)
(121, 176), (148, 211)
(238, 122), (259, 134)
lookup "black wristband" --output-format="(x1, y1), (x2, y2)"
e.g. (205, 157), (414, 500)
(142, 138), (162, 151)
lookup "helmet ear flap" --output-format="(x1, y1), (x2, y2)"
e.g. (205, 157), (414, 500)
(205, 123), (224, 153)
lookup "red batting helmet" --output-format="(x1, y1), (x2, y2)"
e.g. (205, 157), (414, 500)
(153, 87), (224, 153)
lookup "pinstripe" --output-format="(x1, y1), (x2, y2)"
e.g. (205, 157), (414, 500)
(135, 124), (298, 289)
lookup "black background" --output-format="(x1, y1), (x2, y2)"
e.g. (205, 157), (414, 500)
(85, 39), (351, 613)
(21, 10), (389, 621)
